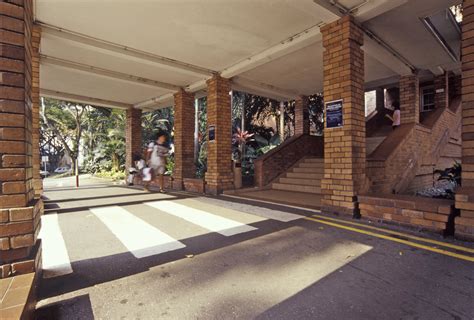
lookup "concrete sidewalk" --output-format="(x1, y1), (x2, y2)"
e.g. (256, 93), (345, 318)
(36, 184), (474, 320)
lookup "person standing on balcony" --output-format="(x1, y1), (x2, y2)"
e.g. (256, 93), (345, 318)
(386, 101), (401, 130)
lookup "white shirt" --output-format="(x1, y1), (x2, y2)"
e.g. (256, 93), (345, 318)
(393, 110), (401, 126)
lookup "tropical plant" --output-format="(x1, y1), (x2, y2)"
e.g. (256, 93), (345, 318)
(232, 128), (254, 162)
(434, 162), (462, 186)
(254, 134), (281, 155)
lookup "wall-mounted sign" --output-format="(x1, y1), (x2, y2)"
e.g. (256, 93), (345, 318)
(209, 125), (216, 142)
(326, 99), (343, 129)
(41, 156), (49, 163)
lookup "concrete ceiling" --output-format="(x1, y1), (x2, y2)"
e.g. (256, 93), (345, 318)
(35, 0), (462, 110)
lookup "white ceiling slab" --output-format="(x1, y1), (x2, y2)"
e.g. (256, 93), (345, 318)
(40, 33), (204, 87)
(35, 0), (461, 109)
(40, 64), (168, 105)
(36, 0), (327, 70)
(363, 0), (461, 71)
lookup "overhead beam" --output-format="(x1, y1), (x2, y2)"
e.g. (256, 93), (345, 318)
(40, 89), (132, 109)
(231, 77), (299, 101)
(41, 54), (181, 91)
(314, 0), (416, 75)
(38, 22), (215, 77)
(221, 24), (324, 79)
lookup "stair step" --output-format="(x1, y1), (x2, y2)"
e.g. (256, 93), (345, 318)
(279, 177), (321, 186)
(303, 158), (324, 163)
(286, 172), (323, 179)
(366, 136), (387, 155)
(299, 162), (324, 168)
(272, 183), (321, 194)
(293, 167), (324, 173)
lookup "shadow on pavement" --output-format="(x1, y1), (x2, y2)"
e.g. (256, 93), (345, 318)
(35, 294), (94, 320)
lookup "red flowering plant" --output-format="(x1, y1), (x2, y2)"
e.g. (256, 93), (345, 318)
(232, 128), (254, 164)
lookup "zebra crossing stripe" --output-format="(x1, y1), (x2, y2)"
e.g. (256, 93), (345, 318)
(145, 200), (258, 236)
(39, 213), (73, 278)
(90, 206), (185, 258)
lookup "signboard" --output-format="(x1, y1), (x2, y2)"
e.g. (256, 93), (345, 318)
(209, 125), (216, 142)
(326, 99), (343, 129)
(41, 156), (49, 163)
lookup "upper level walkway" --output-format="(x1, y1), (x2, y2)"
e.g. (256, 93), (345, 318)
(34, 178), (474, 319)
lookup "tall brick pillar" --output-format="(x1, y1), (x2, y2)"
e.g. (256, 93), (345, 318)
(454, 0), (474, 240)
(375, 88), (385, 112)
(0, 0), (43, 278)
(32, 25), (42, 198)
(294, 95), (310, 135)
(320, 16), (365, 216)
(125, 108), (142, 170)
(434, 72), (449, 109)
(205, 75), (233, 194)
(399, 74), (420, 124)
(173, 89), (195, 190)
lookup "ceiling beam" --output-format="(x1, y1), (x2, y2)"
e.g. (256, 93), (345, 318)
(220, 24), (324, 79)
(40, 89), (132, 109)
(40, 54), (181, 91)
(314, 0), (416, 75)
(38, 22), (215, 78)
(231, 77), (299, 101)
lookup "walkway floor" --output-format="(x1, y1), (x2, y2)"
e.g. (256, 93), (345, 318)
(225, 189), (322, 209)
(36, 181), (474, 319)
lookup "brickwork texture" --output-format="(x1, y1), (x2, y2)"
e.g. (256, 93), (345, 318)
(125, 108), (142, 170)
(173, 89), (195, 190)
(0, 0), (43, 278)
(205, 75), (233, 194)
(320, 15), (366, 216)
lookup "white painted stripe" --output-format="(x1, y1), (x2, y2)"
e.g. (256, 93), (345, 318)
(146, 200), (257, 236)
(90, 206), (185, 258)
(192, 197), (304, 222)
(221, 194), (322, 215)
(38, 214), (73, 278)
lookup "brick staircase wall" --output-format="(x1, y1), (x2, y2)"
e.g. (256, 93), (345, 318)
(254, 134), (323, 188)
(366, 98), (462, 194)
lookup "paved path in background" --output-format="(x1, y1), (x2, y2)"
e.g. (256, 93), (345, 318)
(36, 184), (474, 320)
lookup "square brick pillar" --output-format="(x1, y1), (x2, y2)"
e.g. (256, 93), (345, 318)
(0, 0), (43, 278)
(375, 88), (385, 112)
(434, 72), (449, 109)
(125, 108), (142, 170)
(454, 0), (474, 240)
(205, 75), (233, 194)
(320, 16), (365, 216)
(399, 74), (420, 124)
(173, 89), (195, 190)
(295, 95), (310, 135)
(32, 25), (42, 198)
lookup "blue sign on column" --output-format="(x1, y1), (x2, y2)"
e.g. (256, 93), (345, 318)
(326, 99), (343, 128)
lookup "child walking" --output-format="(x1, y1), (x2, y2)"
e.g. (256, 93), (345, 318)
(145, 132), (170, 192)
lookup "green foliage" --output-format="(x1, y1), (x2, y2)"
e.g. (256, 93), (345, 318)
(142, 107), (174, 146)
(196, 97), (207, 178)
(435, 162), (462, 186)
(95, 169), (126, 181)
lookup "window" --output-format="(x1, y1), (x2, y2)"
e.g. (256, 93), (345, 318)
(364, 90), (376, 116)
(421, 87), (435, 112)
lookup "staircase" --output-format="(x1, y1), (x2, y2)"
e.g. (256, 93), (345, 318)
(272, 157), (323, 194)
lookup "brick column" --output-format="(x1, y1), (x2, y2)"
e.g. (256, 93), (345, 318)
(399, 74), (420, 124)
(205, 75), (233, 194)
(173, 89), (195, 190)
(320, 15), (365, 216)
(0, 0), (43, 278)
(294, 95), (309, 135)
(32, 25), (42, 198)
(125, 108), (142, 170)
(375, 88), (385, 112)
(454, 0), (474, 240)
(434, 72), (449, 109)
